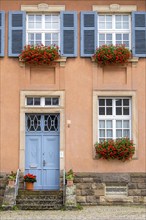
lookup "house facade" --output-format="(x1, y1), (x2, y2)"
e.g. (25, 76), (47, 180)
(0, 0), (146, 205)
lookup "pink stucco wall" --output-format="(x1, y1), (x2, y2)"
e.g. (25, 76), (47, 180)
(0, 0), (146, 173)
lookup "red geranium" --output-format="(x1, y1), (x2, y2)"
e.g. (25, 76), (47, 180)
(95, 138), (135, 162)
(24, 173), (37, 183)
(19, 44), (60, 65)
(92, 44), (131, 65)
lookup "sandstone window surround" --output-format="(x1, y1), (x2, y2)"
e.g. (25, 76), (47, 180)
(93, 91), (138, 159)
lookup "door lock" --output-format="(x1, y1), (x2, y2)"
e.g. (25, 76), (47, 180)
(43, 160), (46, 166)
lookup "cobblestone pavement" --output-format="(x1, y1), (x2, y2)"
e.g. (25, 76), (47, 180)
(1, 205), (146, 220)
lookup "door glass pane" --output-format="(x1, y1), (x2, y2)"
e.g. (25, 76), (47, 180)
(34, 98), (40, 106)
(52, 98), (59, 105)
(45, 98), (51, 105)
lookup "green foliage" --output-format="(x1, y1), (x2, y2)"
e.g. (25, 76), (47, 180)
(65, 169), (75, 180)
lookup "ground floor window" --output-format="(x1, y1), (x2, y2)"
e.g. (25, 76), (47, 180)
(98, 97), (131, 142)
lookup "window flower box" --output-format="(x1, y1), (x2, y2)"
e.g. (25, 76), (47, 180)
(95, 138), (135, 162)
(19, 44), (60, 65)
(92, 45), (131, 66)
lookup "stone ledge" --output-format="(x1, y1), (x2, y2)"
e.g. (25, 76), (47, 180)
(19, 57), (67, 67)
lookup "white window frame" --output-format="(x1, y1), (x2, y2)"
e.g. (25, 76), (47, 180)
(93, 91), (138, 159)
(98, 97), (132, 141)
(25, 96), (60, 107)
(26, 13), (60, 47)
(98, 14), (131, 49)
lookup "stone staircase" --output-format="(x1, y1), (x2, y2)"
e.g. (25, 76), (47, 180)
(16, 190), (64, 210)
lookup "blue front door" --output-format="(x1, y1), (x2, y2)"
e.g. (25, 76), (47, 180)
(25, 114), (60, 190)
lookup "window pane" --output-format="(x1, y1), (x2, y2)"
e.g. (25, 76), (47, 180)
(106, 22), (112, 29)
(123, 129), (130, 137)
(106, 16), (112, 21)
(99, 107), (105, 115)
(123, 41), (129, 47)
(107, 129), (112, 138)
(27, 98), (33, 105)
(106, 107), (112, 115)
(36, 15), (41, 21)
(45, 98), (51, 105)
(116, 99), (122, 106)
(116, 130), (122, 138)
(116, 22), (122, 29)
(123, 99), (129, 106)
(99, 99), (105, 106)
(45, 33), (51, 40)
(52, 98), (59, 105)
(45, 22), (51, 29)
(123, 120), (129, 128)
(52, 22), (59, 29)
(106, 34), (112, 41)
(116, 107), (122, 115)
(45, 15), (51, 21)
(36, 33), (41, 40)
(106, 120), (112, 128)
(34, 98), (40, 105)
(99, 129), (105, 137)
(116, 120), (122, 128)
(115, 15), (121, 21)
(99, 16), (105, 21)
(123, 22), (129, 29)
(99, 120), (105, 128)
(99, 23), (105, 29)
(123, 15), (129, 21)
(106, 99), (112, 106)
(28, 33), (34, 40)
(45, 41), (51, 46)
(36, 23), (42, 29)
(28, 23), (34, 29)
(52, 15), (59, 22)
(99, 34), (105, 40)
(52, 33), (58, 40)
(28, 15), (34, 22)
(123, 107), (129, 115)
(116, 34), (122, 40)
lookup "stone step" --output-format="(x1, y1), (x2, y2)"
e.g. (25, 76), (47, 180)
(17, 204), (63, 210)
(16, 190), (63, 210)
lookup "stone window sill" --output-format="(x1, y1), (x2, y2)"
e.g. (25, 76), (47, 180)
(19, 57), (67, 67)
(91, 57), (139, 67)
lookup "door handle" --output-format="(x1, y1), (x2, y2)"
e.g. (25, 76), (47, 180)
(43, 160), (46, 166)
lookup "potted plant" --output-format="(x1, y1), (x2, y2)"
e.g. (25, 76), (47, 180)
(24, 173), (37, 190)
(66, 169), (75, 186)
(8, 171), (16, 187)
(95, 138), (135, 162)
(92, 44), (131, 65)
(19, 44), (60, 65)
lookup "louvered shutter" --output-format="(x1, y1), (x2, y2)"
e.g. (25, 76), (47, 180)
(0, 11), (5, 57)
(132, 12), (146, 57)
(8, 11), (26, 57)
(81, 12), (97, 57)
(60, 11), (77, 57)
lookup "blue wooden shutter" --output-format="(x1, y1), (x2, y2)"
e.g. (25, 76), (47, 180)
(132, 12), (146, 57)
(60, 11), (77, 57)
(0, 11), (5, 57)
(8, 11), (26, 57)
(81, 12), (97, 57)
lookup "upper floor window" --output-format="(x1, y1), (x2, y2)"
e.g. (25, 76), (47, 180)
(26, 96), (60, 107)
(26, 14), (60, 46)
(98, 14), (131, 49)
